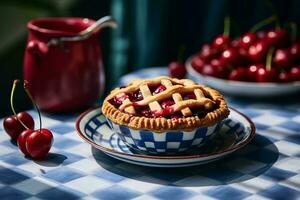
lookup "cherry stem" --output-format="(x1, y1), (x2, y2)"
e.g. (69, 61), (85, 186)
(275, 21), (281, 30)
(266, 46), (275, 71)
(223, 16), (230, 37)
(23, 80), (42, 131)
(10, 80), (30, 130)
(264, 0), (280, 29)
(289, 22), (297, 41)
(250, 15), (277, 32)
(177, 45), (185, 63)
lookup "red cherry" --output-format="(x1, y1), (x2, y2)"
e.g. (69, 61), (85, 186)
(17, 129), (34, 156)
(266, 29), (290, 48)
(256, 31), (267, 39)
(201, 64), (228, 78)
(228, 67), (249, 81)
(256, 68), (279, 82)
(290, 43), (300, 62)
(201, 64), (216, 76)
(248, 41), (269, 63)
(238, 48), (250, 65)
(212, 35), (231, 49)
(210, 58), (225, 68)
(273, 49), (292, 69)
(3, 112), (34, 140)
(221, 48), (239, 65)
(210, 59), (229, 78)
(230, 39), (239, 48)
(191, 56), (205, 73)
(25, 128), (53, 159)
(279, 72), (291, 82)
(247, 64), (264, 81)
(168, 61), (186, 79)
(200, 44), (219, 61)
(289, 67), (300, 81)
(239, 32), (256, 49)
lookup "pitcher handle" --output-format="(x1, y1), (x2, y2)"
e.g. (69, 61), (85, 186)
(79, 16), (117, 36)
(48, 16), (117, 47)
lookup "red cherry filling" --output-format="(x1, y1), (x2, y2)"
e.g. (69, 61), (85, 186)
(140, 108), (154, 118)
(109, 94), (129, 108)
(184, 93), (196, 100)
(109, 89), (145, 108)
(116, 94), (128, 102)
(161, 100), (175, 109)
(170, 114), (182, 120)
(153, 84), (167, 95)
(153, 107), (175, 118)
(154, 99), (176, 117)
(109, 88), (217, 118)
(109, 98), (122, 108)
(129, 90), (143, 102)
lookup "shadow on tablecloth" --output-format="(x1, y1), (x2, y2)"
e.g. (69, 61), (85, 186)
(91, 134), (278, 187)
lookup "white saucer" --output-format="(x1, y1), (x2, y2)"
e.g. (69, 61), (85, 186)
(76, 108), (255, 167)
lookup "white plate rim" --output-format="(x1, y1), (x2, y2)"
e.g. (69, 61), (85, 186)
(75, 107), (256, 161)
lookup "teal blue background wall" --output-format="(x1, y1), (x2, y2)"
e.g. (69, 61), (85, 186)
(0, 0), (299, 117)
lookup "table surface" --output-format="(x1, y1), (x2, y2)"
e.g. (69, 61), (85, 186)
(1, 68), (300, 200)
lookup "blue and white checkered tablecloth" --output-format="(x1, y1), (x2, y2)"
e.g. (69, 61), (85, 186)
(1, 67), (300, 200)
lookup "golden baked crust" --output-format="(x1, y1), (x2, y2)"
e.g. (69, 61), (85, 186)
(102, 76), (230, 132)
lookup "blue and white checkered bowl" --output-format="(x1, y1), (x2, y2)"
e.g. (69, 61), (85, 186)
(106, 118), (221, 154)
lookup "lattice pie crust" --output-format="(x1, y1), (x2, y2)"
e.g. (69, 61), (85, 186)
(102, 76), (229, 132)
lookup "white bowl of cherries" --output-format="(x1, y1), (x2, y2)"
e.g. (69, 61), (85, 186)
(185, 17), (300, 97)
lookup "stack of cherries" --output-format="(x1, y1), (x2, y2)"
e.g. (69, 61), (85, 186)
(3, 80), (53, 159)
(190, 17), (300, 82)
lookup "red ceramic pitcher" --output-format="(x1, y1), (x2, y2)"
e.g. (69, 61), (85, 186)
(23, 16), (116, 112)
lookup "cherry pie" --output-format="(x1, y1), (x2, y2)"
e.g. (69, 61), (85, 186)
(102, 76), (229, 132)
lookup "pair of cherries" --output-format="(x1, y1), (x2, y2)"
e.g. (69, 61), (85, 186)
(3, 80), (53, 159)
